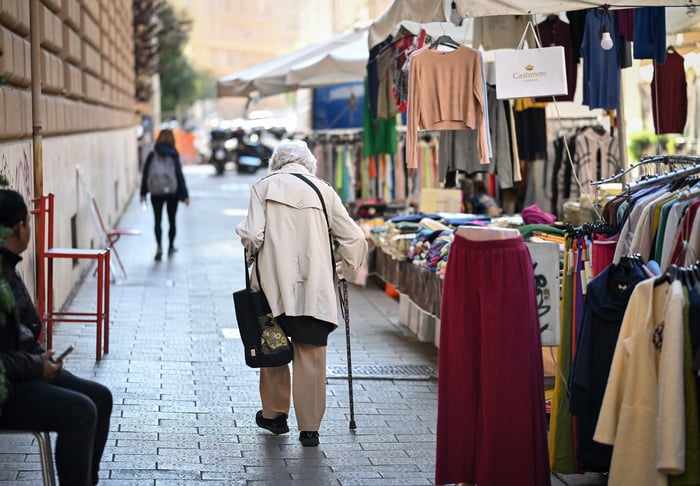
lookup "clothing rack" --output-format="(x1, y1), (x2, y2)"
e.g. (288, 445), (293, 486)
(308, 129), (363, 144)
(563, 221), (616, 238)
(590, 154), (700, 194)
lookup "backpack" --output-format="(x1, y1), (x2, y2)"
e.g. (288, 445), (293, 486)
(147, 152), (178, 195)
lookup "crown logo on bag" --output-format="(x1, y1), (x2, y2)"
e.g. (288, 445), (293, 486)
(525, 64), (534, 71)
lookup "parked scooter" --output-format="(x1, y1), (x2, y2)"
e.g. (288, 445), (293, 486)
(209, 126), (279, 175)
(209, 128), (233, 176)
(230, 128), (274, 173)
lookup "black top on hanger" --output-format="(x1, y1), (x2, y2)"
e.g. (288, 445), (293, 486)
(591, 124), (607, 136)
(654, 264), (678, 287)
(619, 253), (644, 270)
(563, 221), (615, 238)
(429, 34), (461, 50)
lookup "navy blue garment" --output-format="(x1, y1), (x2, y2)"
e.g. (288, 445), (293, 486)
(441, 216), (491, 226)
(569, 261), (647, 472)
(633, 7), (667, 64)
(581, 9), (624, 110)
(389, 213), (441, 223)
(366, 35), (393, 120)
(688, 285), (700, 421)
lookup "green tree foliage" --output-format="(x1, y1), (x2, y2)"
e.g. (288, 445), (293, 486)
(157, 1), (216, 118)
(133, 0), (160, 102)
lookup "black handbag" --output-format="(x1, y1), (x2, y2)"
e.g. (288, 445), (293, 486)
(232, 250), (293, 368)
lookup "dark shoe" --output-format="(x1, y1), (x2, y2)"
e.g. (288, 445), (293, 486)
(168, 246), (178, 256)
(299, 431), (319, 447)
(154, 248), (163, 261)
(255, 410), (289, 435)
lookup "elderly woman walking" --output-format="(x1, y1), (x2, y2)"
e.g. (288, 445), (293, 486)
(235, 140), (367, 447)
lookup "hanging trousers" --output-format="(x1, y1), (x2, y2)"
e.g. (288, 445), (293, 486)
(436, 233), (551, 486)
(259, 343), (327, 432)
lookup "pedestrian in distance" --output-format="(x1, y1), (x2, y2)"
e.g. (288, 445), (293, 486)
(140, 128), (190, 261)
(236, 140), (367, 447)
(0, 189), (113, 485)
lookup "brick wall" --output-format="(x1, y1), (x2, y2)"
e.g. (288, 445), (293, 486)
(0, 0), (135, 141)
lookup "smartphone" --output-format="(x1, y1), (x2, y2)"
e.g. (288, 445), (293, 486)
(52, 344), (75, 362)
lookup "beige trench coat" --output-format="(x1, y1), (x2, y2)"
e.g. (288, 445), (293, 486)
(235, 163), (367, 326)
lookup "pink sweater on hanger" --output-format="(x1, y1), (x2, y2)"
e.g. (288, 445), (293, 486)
(407, 45), (489, 169)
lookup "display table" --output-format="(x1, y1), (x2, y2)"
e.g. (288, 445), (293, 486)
(373, 247), (443, 346)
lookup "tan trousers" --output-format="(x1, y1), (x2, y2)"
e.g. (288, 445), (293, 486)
(259, 342), (327, 432)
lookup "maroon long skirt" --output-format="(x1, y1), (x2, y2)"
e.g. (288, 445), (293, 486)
(436, 233), (551, 486)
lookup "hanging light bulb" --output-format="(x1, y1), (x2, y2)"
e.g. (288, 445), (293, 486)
(600, 28), (614, 50)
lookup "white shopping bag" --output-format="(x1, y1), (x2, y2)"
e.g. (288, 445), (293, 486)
(495, 22), (568, 100)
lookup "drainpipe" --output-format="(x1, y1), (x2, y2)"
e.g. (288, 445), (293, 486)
(29, 0), (43, 297)
(30, 0), (43, 199)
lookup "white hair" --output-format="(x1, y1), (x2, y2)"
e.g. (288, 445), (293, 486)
(269, 140), (317, 174)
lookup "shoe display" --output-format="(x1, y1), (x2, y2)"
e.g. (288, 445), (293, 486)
(154, 248), (163, 261)
(255, 410), (289, 435)
(299, 431), (319, 447)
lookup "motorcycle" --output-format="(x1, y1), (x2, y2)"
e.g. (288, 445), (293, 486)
(209, 128), (233, 176)
(229, 128), (274, 174)
(209, 127), (278, 175)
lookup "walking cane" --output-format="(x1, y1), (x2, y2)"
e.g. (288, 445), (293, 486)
(338, 277), (356, 430)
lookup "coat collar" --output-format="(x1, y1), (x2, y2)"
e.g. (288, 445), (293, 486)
(274, 163), (311, 176)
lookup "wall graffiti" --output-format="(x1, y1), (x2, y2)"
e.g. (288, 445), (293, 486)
(0, 145), (33, 201)
(0, 153), (9, 187)
(0, 142), (36, 293)
(14, 149), (32, 202)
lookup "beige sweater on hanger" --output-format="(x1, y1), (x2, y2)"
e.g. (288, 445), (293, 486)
(406, 45), (489, 170)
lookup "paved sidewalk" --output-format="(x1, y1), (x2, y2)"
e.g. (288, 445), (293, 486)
(0, 165), (607, 485)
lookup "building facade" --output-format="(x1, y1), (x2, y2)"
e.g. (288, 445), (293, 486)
(169, 0), (392, 121)
(0, 0), (137, 306)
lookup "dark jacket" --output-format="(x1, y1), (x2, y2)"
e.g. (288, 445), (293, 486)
(0, 247), (45, 397)
(568, 261), (647, 472)
(139, 142), (189, 201)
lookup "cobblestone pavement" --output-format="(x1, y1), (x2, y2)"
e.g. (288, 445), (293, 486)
(0, 164), (607, 485)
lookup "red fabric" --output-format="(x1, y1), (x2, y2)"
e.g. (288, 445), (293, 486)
(651, 51), (688, 135)
(669, 199), (700, 265)
(436, 234), (551, 486)
(591, 234), (618, 277)
(488, 173), (495, 196)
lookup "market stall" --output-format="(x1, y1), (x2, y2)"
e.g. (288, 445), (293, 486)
(365, 2), (700, 486)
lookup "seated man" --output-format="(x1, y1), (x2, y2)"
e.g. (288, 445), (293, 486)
(0, 189), (112, 486)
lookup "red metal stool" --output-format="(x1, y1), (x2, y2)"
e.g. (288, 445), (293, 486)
(33, 194), (111, 361)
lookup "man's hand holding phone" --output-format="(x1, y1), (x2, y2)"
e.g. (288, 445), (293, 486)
(50, 344), (75, 363)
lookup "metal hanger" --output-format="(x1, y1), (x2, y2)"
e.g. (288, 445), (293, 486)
(429, 34), (461, 50)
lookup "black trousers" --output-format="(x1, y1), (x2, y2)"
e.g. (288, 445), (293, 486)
(0, 369), (112, 486)
(150, 194), (179, 248)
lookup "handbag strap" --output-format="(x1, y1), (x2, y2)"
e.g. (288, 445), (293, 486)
(243, 249), (264, 291)
(290, 173), (337, 277)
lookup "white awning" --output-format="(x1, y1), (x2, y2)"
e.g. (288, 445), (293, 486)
(285, 30), (368, 88)
(369, 0), (700, 47)
(217, 29), (367, 98)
